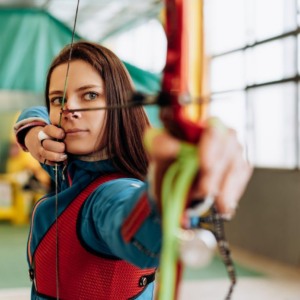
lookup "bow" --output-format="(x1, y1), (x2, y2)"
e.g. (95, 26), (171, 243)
(157, 0), (207, 298)
(55, 0), (236, 299)
(156, 1), (237, 299)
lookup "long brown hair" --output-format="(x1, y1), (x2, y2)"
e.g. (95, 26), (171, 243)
(45, 42), (150, 180)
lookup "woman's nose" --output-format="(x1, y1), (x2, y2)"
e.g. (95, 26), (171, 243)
(63, 100), (82, 120)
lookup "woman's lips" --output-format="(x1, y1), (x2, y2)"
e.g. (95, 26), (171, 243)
(65, 129), (89, 137)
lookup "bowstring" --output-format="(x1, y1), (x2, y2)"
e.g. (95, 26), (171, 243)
(55, 1), (80, 299)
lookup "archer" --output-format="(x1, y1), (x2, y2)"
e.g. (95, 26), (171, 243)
(14, 42), (252, 300)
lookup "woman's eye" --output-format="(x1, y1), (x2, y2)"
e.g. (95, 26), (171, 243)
(84, 92), (98, 101)
(51, 97), (63, 106)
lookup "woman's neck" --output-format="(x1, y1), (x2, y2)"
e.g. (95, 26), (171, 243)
(70, 148), (110, 162)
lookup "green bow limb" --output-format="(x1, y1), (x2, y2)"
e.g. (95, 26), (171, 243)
(158, 142), (198, 300)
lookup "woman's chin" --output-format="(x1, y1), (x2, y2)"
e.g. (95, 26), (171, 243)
(65, 144), (94, 156)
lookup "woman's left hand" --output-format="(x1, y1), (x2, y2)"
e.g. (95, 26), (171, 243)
(144, 118), (253, 218)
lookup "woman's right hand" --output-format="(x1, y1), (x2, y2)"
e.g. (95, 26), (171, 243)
(24, 125), (67, 166)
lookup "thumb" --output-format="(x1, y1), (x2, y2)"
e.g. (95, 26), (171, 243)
(144, 128), (181, 162)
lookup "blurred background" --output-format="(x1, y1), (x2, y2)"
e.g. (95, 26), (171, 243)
(0, 0), (300, 299)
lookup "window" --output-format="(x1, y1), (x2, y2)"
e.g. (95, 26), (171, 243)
(104, 19), (167, 73)
(246, 37), (297, 85)
(205, 0), (247, 54)
(210, 51), (245, 92)
(210, 91), (247, 147)
(205, 0), (299, 169)
(248, 83), (297, 168)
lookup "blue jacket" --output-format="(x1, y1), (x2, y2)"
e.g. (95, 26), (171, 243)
(16, 107), (162, 300)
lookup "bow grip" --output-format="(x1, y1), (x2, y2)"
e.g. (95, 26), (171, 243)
(159, 101), (204, 144)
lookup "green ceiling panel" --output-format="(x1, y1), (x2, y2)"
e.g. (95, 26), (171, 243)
(0, 8), (161, 96)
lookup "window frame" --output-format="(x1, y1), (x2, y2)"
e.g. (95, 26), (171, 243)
(208, 5), (300, 169)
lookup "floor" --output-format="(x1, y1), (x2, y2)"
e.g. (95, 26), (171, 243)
(179, 247), (300, 300)
(0, 223), (300, 300)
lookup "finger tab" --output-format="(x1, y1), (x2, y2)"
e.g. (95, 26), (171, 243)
(38, 130), (52, 141)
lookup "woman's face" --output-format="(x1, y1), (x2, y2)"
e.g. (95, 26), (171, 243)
(49, 59), (106, 155)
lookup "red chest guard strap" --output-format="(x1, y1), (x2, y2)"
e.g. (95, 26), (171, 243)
(31, 173), (156, 300)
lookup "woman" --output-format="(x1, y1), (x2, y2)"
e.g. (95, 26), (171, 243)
(15, 42), (251, 300)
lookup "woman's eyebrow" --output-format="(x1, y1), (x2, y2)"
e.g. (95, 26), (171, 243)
(49, 85), (103, 96)
(49, 90), (63, 96)
(76, 85), (104, 92)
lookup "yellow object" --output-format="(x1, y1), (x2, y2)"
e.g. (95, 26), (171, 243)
(158, 6), (166, 28)
(208, 117), (228, 137)
(185, 0), (209, 121)
(6, 147), (50, 186)
(0, 165), (47, 225)
(0, 176), (28, 224)
(0, 173), (46, 225)
(159, 1), (209, 122)
(7, 111), (49, 185)
(0, 111), (49, 224)
(143, 128), (165, 152)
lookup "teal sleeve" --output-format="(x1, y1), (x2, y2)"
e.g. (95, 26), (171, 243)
(81, 179), (161, 269)
(15, 106), (56, 181)
(16, 106), (50, 124)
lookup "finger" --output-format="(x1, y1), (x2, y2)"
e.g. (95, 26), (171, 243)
(38, 131), (51, 142)
(42, 139), (65, 153)
(196, 128), (238, 197)
(198, 117), (229, 167)
(198, 126), (224, 169)
(44, 124), (65, 140)
(42, 159), (56, 166)
(205, 129), (238, 191)
(39, 147), (68, 163)
(216, 148), (253, 216)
